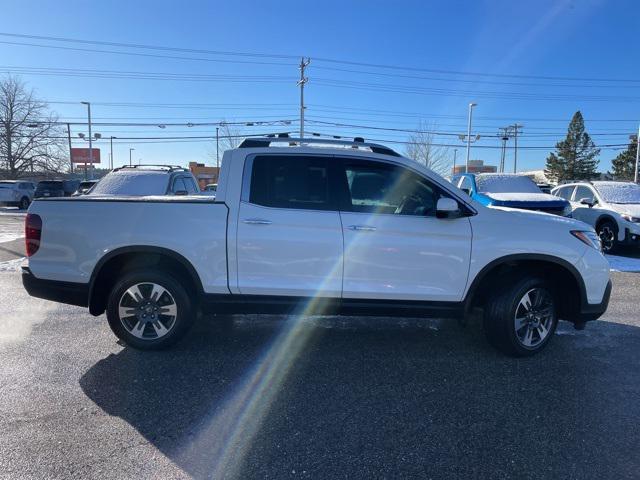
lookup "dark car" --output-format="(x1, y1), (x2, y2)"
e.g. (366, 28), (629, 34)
(72, 180), (98, 196)
(34, 180), (81, 199)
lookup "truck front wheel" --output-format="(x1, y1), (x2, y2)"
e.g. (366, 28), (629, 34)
(106, 269), (195, 349)
(483, 276), (558, 357)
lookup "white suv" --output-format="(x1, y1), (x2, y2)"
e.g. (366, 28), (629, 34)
(552, 181), (640, 253)
(0, 180), (35, 210)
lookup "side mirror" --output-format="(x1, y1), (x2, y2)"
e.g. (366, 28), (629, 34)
(174, 190), (189, 196)
(436, 197), (461, 219)
(579, 197), (595, 208)
(460, 188), (471, 195)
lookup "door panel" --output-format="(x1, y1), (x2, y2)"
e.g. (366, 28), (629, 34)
(340, 212), (472, 301)
(235, 154), (343, 297)
(337, 158), (472, 302)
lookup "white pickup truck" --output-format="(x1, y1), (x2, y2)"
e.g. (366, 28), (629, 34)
(22, 137), (611, 356)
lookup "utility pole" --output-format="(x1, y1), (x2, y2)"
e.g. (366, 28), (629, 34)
(635, 124), (640, 183)
(498, 127), (510, 173)
(67, 123), (73, 174)
(453, 149), (458, 175)
(216, 126), (219, 169)
(110, 136), (114, 170)
(510, 123), (523, 173)
(465, 103), (477, 173)
(129, 148), (135, 167)
(297, 57), (310, 138)
(81, 102), (93, 181)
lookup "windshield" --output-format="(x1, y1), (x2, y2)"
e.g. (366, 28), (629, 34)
(595, 182), (640, 204)
(89, 171), (169, 196)
(475, 175), (541, 194)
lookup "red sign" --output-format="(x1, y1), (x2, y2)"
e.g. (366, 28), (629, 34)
(71, 148), (101, 164)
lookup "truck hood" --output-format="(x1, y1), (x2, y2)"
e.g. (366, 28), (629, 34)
(482, 192), (567, 207)
(485, 205), (590, 230)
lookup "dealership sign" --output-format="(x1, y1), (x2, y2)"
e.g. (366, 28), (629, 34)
(71, 148), (101, 164)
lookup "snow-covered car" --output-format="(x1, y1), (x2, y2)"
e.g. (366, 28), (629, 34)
(452, 173), (572, 216)
(0, 180), (35, 209)
(88, 165), (200, 196)
(22, 137), (611, 357)
(552, 181), (640, 253)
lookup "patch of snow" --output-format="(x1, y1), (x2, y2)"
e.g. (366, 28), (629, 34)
(593, 182), (640, 204)
(0, 257), (26, 272)
(484, 192), (563, 202)
(606, 254), (640, 272)
(89, 170), (170, 196)
(0, 222), (23, 243)
(475, 174), (541, 194)
(0, 207), (26, 217)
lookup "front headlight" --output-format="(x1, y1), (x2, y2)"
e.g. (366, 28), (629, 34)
(621, 214), (640, 223)
(571, 230), (602, 251)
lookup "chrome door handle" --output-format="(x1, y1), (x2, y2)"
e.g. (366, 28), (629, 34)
(243, 218), (272, 225)
(348, 225), (376, 231)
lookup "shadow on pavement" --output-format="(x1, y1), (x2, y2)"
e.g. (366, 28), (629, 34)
(80, 315), (640, 479)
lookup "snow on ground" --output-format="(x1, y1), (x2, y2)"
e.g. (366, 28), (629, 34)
(606, 254), (640, 273)
(0, 207), (26, 216)
(0, 257), (26, 272)
(0, 222), (24, 243)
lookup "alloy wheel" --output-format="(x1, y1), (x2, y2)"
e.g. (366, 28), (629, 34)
(598, 225), (615, 253)
(514, 288), (555, 349)
(118, 282), (178, 340)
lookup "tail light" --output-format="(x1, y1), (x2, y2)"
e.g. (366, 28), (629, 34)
(25, 213), (42, 257)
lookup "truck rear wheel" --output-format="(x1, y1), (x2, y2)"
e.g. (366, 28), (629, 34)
(106, 269), (195, 350)
(483, 276), (558, 357)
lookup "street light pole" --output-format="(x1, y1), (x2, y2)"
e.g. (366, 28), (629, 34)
(67, 123), (73, 174)
(453, 148), (458, 175)
(465, 103), (477, 173)
(81, 102), (92, 181)
(129, 148), (135, 167)
(110, 136), (114, 170)
(216, 126), (219, 169)
(635, 124), (640, 183)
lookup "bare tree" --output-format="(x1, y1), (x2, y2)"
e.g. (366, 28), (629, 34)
(208, 121), (242, 165)
(0, 75), (67, 179)
(405, 122), (451, 176)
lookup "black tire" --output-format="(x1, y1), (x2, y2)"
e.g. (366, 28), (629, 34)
(106, 269), (195, 350)
(596, 220), (618, 254)
(19, 197), (30, 210)
(483, 276), (558, 357)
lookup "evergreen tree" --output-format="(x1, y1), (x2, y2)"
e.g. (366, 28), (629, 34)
(544, 111), (600, 183)
(610, 136), (638, 181)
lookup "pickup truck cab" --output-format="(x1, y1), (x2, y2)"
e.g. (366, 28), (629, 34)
(22, 137), (611, 356)
(452, 173), (571, 216)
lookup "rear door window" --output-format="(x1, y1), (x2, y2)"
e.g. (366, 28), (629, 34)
(248, 155), (335, 211)
(554, 186), (574, 200)
(573, 186), (595, 203)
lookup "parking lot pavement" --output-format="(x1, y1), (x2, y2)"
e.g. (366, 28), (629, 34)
(0, 270), (639, 479)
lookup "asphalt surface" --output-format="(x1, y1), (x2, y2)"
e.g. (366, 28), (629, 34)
(0, 264), (639, 479)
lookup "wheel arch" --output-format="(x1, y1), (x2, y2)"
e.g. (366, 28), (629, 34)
(88, 246), (204, 316)
(464, 254), (587, 322)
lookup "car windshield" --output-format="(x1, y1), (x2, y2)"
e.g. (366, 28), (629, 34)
(595, 182), (640, 204)
(89, 171), (169, 196)
(475, 174), (541, 193)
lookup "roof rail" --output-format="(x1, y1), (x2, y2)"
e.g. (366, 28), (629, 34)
(237, 136), (401, 157)
(113, 164), (188, 172)
(558, 179), (593, 185)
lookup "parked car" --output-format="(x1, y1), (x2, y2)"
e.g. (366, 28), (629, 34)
(87, 165), (200, 196)
(552, 181), (640, 253)
(72, 180), (98, 196)
(0, 180), (35, 209)
(22, 137), (610, 357)
(452, 173), (572, 216)
(34, 180), (80, 199)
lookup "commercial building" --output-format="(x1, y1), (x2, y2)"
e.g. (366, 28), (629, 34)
(188, 162), (220, 190)
(452, 160), (497, 175)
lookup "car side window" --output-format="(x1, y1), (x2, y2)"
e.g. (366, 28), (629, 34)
(554, 186), (573, 200)
(249, 155), (334, 211)
(458, 176), (473, 194)
(183, 177), (199, 193)
(338, 159), (447, 217)
(573, 186), (595, 203)
(172, 177), (188, 193)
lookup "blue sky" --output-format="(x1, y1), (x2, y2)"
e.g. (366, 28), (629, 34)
(2, 0), (639, 173)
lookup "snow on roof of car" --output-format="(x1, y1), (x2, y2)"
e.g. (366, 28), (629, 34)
(592, 181), (640, 204)
(474, 173), (541, 194)
(89, 170), (169, 196)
